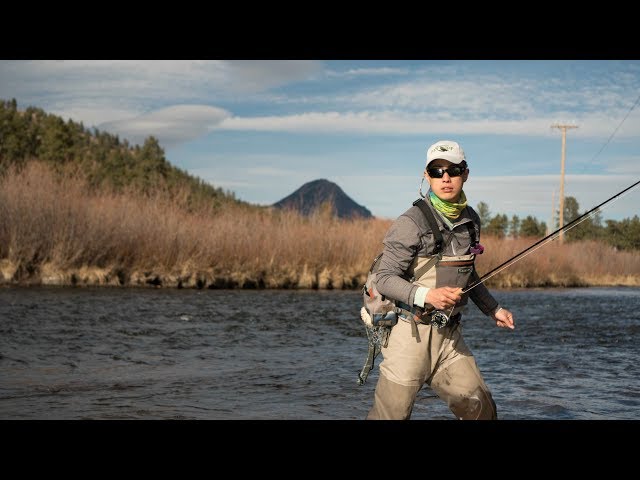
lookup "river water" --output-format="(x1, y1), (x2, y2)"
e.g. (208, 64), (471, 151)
(1, 286), (638, 420)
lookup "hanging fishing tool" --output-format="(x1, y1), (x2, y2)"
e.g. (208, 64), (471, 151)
(356, 308), (394, 386)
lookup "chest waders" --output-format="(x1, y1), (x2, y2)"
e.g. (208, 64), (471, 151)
(358, 199), (478, 385)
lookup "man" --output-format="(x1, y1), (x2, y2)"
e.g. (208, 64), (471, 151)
(366, 140), (515, 420)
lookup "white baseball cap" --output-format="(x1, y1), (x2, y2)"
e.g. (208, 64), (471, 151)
(426, 140), (466, 166)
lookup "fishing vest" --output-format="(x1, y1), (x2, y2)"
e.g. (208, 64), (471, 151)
(395, 199), (479, 340)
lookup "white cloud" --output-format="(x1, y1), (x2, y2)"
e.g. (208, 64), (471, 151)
(0, 60), (321, 96)
(464, 174), (638, 223)
(221, 61), (323, 91)
(216, 110), (640, 139)
(346, 78), (533, 115)
(98, 105), (231, 147)
(325, 67), (410, 77)
(0, 60), (322, 127)
(3, 60), (640, 142)
(604, 156), (640, 175)
(50, 105), (140, 129)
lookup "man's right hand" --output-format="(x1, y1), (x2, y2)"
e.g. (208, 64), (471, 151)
(425, 287), (462, 310)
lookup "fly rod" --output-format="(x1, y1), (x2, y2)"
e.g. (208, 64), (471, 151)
(463, 178), (640, 295)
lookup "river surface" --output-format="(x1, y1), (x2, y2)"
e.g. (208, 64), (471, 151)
(1, 286), (638, 420)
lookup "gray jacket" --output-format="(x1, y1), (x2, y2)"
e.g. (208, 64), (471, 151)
(375, 199), (499, 316)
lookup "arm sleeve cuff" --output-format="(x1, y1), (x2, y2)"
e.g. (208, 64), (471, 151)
(414, 286), (430, 308)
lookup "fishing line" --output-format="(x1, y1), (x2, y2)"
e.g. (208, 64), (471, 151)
(463, 178), (640, 295)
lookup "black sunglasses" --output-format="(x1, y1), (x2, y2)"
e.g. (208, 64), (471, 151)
(427, 165), (466, 178)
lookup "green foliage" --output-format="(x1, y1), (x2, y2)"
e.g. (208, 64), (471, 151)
(485, 213), (509, 238)
(563, 196), (580, 224)
(476, 201), (491, 226)
(476, 194), (637, 250)
(0, 98), (251, 212)
(565, 216), (603, 242)
(519, 215), (546, 237)
(0, 99), (31, 172)
(604, 215), (640, 250)
(509, 215), (520, 238)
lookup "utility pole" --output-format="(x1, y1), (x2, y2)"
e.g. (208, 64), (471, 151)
(551, 124), (578, 242)
(548, 190), (555, 237)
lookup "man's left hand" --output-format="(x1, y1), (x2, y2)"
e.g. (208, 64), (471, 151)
(493, 307), (515, 330)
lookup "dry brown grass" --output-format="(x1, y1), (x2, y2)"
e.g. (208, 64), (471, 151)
(1, 161), (638, 289)
(475, 236), (640, 288)
(0, 161), (390, 288)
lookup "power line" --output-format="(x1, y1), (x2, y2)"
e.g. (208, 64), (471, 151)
(581, 92), (640, 173)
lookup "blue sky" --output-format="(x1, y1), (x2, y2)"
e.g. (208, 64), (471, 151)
(2, 60), (639, 224)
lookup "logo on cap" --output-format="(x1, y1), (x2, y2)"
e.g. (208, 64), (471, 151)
(434, 145), (454, 153)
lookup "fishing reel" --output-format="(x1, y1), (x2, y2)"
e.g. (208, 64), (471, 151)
(429, 310), (450, 329)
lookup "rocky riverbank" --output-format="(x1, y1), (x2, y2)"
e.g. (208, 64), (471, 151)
(2, 259), (639, 290)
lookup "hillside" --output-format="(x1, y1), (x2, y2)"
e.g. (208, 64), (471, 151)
(0, 98), (254, 212)
(273, 179), (372, 219)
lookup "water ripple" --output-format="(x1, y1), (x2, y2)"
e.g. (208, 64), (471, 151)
(0, 286), (638, 419)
